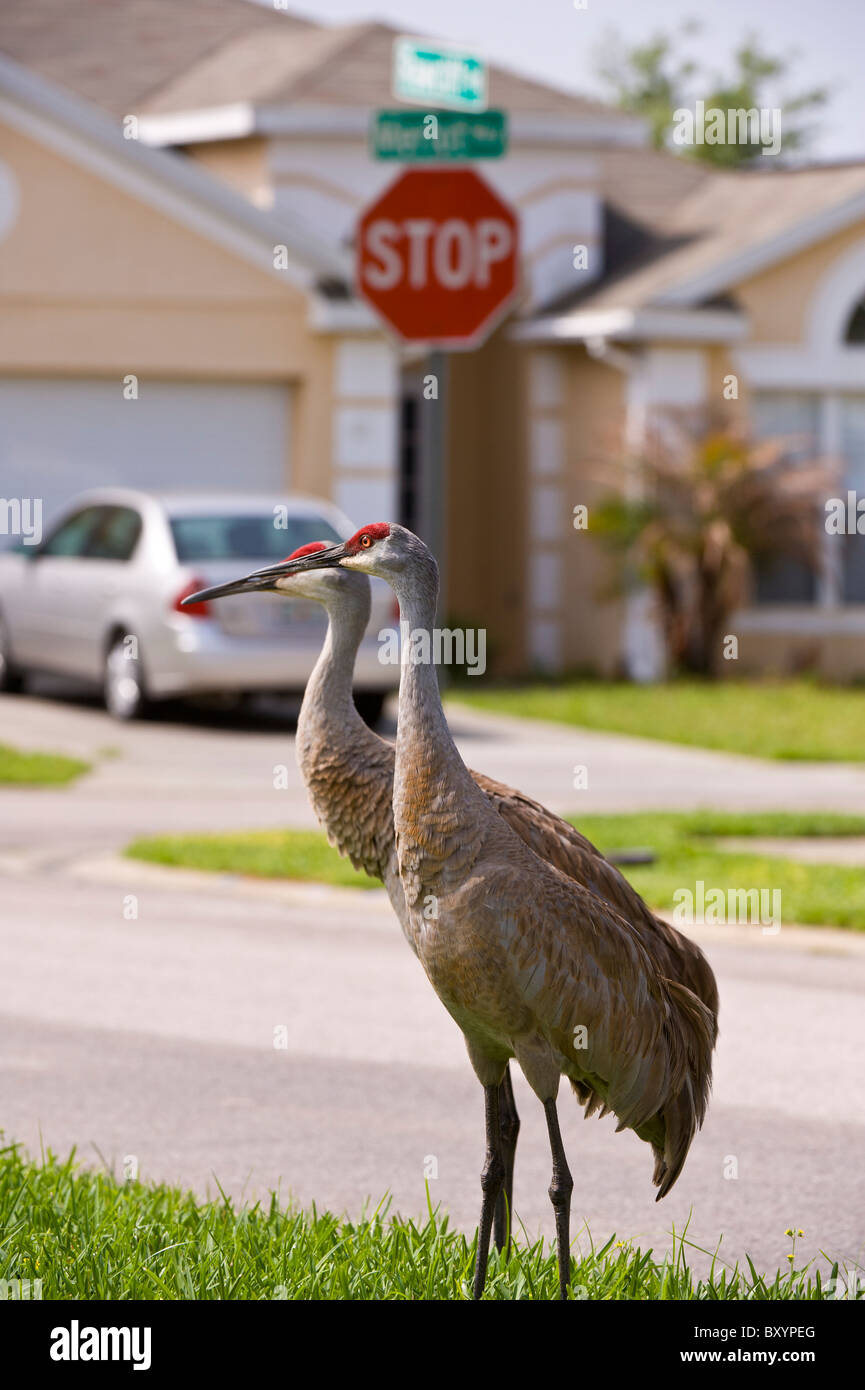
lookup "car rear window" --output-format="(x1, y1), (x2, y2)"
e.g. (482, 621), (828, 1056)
(86, 507), (143, 562)
(169, 513), (341, 562)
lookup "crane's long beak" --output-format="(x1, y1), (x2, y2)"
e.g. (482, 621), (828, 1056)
(276, 541), (350, 574)
(180, 562), (296, 606)
(180, 542), (349, 606)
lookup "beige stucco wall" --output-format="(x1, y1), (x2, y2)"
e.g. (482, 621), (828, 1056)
(553, 347), (626, 675)
(0, 120), (336, 501)
(0, 127), (289, 309)
(446, 321), (529, 675)
(448, 337), (631, 679)
(737, 217), (865, 344)
(725, 626), (865, 681)
(185, 137), (274, 208)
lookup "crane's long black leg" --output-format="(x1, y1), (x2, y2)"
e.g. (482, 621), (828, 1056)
(543, 1096), (574, 1300)
(472, 1083), (505, 1300)
(493, 1064), (520, 1256)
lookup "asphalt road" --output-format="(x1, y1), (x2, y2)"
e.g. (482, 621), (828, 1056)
(2, 685), (865, 1281)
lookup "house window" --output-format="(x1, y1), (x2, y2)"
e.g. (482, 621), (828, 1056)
(840, 397), (865, 600)
(752, 390), (865, 605)
(751, 392), (819, 604)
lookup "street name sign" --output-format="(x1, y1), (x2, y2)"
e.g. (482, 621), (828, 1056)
(370, 109), (508, 160)
(392, 37), (488, 112)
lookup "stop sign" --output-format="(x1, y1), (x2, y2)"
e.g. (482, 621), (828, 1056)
(356, 169), (519, 348)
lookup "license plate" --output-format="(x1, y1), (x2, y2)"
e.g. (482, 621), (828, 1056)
(217, 595), (322, 637)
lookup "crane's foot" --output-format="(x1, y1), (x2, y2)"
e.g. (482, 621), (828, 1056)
(493, 1065), (520, 1257)
(543, 1096), (574, 1300)
(473, 1083), (505, 1299)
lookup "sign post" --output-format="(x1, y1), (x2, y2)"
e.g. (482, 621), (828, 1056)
(421, 348), (449, 624)
(356, 168), (518, 620)
(356, 145), (517, 619)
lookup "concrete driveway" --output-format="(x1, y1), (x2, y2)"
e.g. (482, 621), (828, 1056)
(2, 684), (865, 1281)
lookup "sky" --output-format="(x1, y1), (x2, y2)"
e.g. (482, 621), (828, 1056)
(275, 0), (865, 161)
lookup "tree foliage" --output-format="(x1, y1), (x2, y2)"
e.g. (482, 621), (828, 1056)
(590, 415), (828, 674)
(595, 24), (827, 165)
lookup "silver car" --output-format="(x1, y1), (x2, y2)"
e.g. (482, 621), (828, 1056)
(0, 489), (397, 723)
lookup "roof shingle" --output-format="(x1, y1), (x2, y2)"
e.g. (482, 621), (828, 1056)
(0, 0), (315, 115)
(0, 0), (636, 124)
(546, 161), (865, 315)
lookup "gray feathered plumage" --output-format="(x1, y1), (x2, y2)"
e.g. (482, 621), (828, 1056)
(291, 549), (717, 1198)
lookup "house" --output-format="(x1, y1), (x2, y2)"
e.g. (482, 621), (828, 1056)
(1, 0), (863, 678)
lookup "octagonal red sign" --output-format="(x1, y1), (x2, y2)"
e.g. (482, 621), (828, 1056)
(356, 168), (519, 349)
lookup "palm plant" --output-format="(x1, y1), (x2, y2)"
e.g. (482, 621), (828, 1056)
(590, 414), (828, 674)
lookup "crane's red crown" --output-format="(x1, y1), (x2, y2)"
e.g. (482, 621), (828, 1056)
(344, 522), (390, 553)
(283, 541), (328, 562)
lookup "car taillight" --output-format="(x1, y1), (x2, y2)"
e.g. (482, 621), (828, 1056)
(173, 578), (210, 618)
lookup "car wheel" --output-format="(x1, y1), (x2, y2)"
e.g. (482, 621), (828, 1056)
(104, 633), (150, 721)
(353, 691), (387, 728)
(0, 614), (26, 694)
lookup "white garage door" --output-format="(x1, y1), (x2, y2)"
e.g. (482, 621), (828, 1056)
(0, 378), (292, 527)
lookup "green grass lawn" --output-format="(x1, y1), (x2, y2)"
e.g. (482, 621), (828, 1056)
(574, 811), (865, 931)
(126, 811), (865, 929)
(0, 1145), (847, 1301)
(0, 742), (90, 786)
(450, 679), (865, 761)
(126, 829), (379, 889)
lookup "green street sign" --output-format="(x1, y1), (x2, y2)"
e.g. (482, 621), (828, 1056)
(370, 109), (508, 161)
(392, 37), (488, 112)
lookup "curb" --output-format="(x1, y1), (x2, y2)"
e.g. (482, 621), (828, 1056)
(53, 851), (865, 957)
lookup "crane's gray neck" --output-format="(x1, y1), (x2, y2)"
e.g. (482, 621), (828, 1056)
(295, 579), (398, 886)
(391, 560), (486, 831)
(297, 582), (372, 753)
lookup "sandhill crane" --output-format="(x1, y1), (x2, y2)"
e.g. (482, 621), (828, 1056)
(186, 542), (521, 1244)
(185, 545), (718, 1017)
(253, 524), (717, 1300)
(186, 534), (718, 1294)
